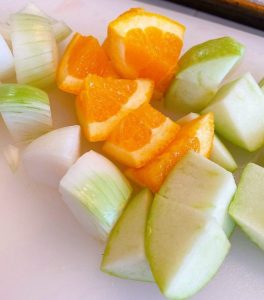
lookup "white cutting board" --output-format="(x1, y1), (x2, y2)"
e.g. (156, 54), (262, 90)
(0, 0), (264, 299)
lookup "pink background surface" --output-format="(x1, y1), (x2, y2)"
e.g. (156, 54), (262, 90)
(0, 0), (264, 299)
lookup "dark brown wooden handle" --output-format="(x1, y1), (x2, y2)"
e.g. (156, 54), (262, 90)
(164, 0), (264, 30)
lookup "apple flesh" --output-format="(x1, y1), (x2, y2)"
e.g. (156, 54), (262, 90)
(165, 36), (245, 112)
(177, 113), (237, 172)
(101, 189), (154, 282)
(159, 151), (236, 236)
(146, 195), (230, 300)
(229, 163), (264, 251)
(211, 135), (237, 172)
(203, 73), (264, 152)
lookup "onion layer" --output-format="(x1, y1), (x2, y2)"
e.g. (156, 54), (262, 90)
(11, 13), (58, 88)
(0, 83), (52, 143)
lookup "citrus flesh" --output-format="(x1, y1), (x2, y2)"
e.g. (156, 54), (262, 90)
(76, 75), (154, 141)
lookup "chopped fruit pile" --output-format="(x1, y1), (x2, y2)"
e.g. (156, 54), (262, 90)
(2, 4), (264, 300)
(58, 7), (187, 179)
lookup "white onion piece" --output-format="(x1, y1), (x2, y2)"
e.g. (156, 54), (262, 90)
(3, 144), (20, 172)
(23, 125), (81, 188)
(11, 13), (58, 88)
(0, 34), (15, 80)
(0, 84), (52, 143)
(20, 3), (72, 42)
(52, 21), (72, 43)
(1, 6), (72, 45)
(2, 111), (52, 143)
(19, 3), (56, 23)
(59, 151), (133, 241)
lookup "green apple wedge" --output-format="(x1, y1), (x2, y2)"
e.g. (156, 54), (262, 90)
(203, 73), (264, 152)
(146, 195), (230, 300)
(165, 36), (245, 112)
(229, 163), (264, 251)
(210, 135), (237, 173)
(159, 151), (236, 236)
(59, 150), (132, 241)
(101, 189), (154, 282)
(177, 113), (237, 172)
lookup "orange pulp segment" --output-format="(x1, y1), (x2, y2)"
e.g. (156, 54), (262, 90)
(176, 112), (214, 157)
(103, 103), (180, 168)
(57, 33), (118, 95)
(105, 8), (185, 96)
(126, 112), (214, 191)
(76, 75), (154, 141)
(126, 136), (200, 192)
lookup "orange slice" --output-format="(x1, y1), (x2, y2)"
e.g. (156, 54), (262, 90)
(57, 33), (118, 95)
(126, 112), (214, 191)
(177, 112), (214, 157)
(76, 75), (154, 142)
(103, 103), (180, 168)
(105, 8), (185, 96)
(126, 136), (200, 192)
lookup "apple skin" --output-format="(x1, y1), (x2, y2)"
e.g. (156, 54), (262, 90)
(165, 36), (245, 113)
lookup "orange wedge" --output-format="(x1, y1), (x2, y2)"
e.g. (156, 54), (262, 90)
(177, 112), (214, 157)
(103, 103), (180, 168)
(126, 112), (214, 191)
(57, 33), (117, 95)
(76, 75), (154, 142)
(126, 136), (200, 192)
(105, 8), (185, 96)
